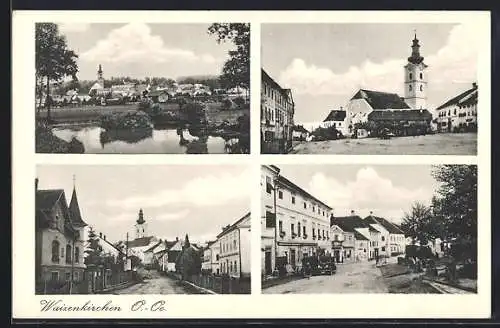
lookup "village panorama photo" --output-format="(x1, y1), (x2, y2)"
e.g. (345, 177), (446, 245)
(261, 164), (477, 294)
(35, 165), (251, 295)
(260, 23), (479, 155)
(35, 23), (250, 154)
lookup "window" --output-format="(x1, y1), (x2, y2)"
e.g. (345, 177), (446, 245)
(303, 226), (306, 236)
(216, 254), (219, 261)
(291, 196), (295, 204)
(291, 223), (294, 235)
(75, 247), (80, 263)
(382, 247), (386, 252)
(409, 73), (413, 80)
(266, 176), (272, 194)
(50, 271), (59, 281)
(234, 261), (238, 273)
(279, 221), (283, 232)
(230, 262), (233, 273)
(297, 222), (301, 236)
(51, 240), (60, 263)
(73, 271), (79, 281)
(303, 202), (307, 209)
(409, 85), (412, 91)
(312, 206), (315, 212)
(66, 244), (72, 264)
(278, 190), (283, 199)
(233, 240), (237, 250)
(381, 236), (385, 242)
(420, 85), (423, 91)
(265, 211), (276, 228)
(65, 272), (71, 281)
(420, 72), (423, 79)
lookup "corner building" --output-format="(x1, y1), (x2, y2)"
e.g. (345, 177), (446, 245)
(261, 165), (332, 276)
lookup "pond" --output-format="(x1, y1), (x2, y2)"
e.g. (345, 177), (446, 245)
(52, 125), (248, 154)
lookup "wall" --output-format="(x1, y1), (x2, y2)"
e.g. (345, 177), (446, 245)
(404, 62), (427, 109)
(40, 229), (85, 269)
(239, 225), (251, 277)
(346, 98), (372, 128)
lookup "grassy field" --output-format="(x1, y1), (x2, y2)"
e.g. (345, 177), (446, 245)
(291, 133), (477, 155)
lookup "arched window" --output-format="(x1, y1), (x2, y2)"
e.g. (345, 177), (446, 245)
(51, 240), (60, 263)
(420, 72), (423, 79)
(75, 247), (80, 263)
(409, 73), (413, 80)
(409, 85), (412, 91)
(66, 244), (72, 264)
(420, 85), (423, 91)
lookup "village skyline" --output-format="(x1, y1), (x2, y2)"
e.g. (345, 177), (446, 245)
(274, 165), (440, 224)
(262, 23), (478, 123)
(57, 23), (233, 81)
(36, 165), (251, 245)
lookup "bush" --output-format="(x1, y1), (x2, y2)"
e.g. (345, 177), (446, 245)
(233, 97), (245, 107)
(180, 102), (207, 124)
(312, 126), (341, 141)
(221, 98), (233, 110)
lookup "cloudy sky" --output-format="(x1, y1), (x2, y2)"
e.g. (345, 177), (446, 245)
(56, 23), (233, 81)
(274, 165), (440, 224)
(36, 165), (251, 245)
(262, 23), (479, 123)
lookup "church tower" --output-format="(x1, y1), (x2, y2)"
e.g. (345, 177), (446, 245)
(134, 208), (147, 239)
(404, 32), (428, 109)
(97, 64), (104, 87)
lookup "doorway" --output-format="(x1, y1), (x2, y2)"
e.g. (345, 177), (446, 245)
(264, 251), (272, 275)
(290, 249), (296, 268)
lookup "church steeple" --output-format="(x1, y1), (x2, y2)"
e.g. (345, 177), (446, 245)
(404, 30), (428, 110)
(408, 31), (424, 65)
(137, 208), (145, 225)
(97, 64), (104, 87)
(68, 175), (88, 228)
(134, 208), (147, 239)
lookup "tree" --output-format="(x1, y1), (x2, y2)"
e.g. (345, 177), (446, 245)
(35, 23), (79, 120)
(400, 201), (434, 246)
(431, 165), (477, 260)
(208, 23), (250, 92)
(84, 226), (103, 267)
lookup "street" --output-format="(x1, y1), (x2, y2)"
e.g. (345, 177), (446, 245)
(290, 133), (477, 155)
(262, 261), (389, 294)
(111, 271), (192, 295)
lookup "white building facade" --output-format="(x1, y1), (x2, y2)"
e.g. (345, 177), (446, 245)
(261, 165), (332, 276)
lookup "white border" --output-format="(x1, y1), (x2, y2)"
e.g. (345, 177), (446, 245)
(12, 10), (491, 319)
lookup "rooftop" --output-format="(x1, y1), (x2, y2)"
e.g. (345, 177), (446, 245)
(436, 83), (478, 110)
(351, 89), (410, 110)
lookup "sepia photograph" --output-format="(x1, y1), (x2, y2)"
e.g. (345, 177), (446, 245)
(261, 164), (477, 294)
(261, 23), (479, 155)
(35, 165), (251, 295)
(35, 23), (250, 154)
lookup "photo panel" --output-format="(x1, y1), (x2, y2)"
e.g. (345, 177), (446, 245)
(260, 164), (478, 294)
(34, 164), (252, 295)
(261, 23), (479, 155)
(35, 22), (250, 154)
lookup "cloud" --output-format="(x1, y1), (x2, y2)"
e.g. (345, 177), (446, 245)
(307, 167), (431, 224)
(80, 23), (219, 64)
(279, 23), (478, 98)
(106, 168), (252, 210)
(59, 23), (91, 33)
(156, 209), (190, 221)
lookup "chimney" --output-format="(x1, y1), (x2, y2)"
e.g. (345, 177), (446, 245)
(99, 232), (103, 238)
(104, 235), (106, 241)
(351, 210), (355, 215)
(370, 211), (373, 216)
(35, 178), (39, 191)
(472, 82), (477, 89)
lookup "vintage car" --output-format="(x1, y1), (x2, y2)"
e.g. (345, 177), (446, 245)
(315, 255), (337, 275)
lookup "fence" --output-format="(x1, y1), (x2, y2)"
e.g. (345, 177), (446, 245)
(169, 273), (250, 294)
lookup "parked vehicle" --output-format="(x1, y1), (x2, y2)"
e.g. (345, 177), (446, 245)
(315, 255), (336, 275)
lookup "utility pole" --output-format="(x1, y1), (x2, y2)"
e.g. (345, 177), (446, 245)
(126, 232), (129, 271)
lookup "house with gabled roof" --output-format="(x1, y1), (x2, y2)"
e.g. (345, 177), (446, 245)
(35, 178), (88, 294)
(364, 212), (406, 256)
(320, 108), (348, 135)
(435, 82), (478, 132)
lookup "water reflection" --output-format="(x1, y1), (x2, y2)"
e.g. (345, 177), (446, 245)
(52, 125), (246, 154)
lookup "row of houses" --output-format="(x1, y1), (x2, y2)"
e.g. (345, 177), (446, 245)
(260, 165), (407, 277)
(201, 213), (251, 279)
